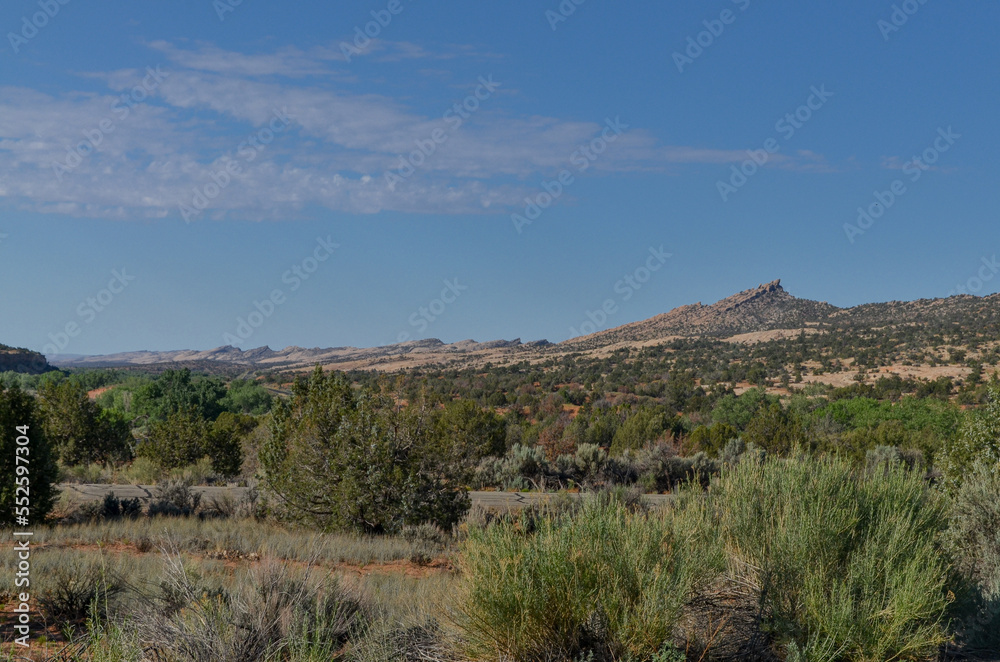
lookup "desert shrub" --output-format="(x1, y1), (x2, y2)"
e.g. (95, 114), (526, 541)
(346, 619), (459, 662)
(100, 492), (142, 520)
(148, 479), (202, 517)
(742, 403), (807, 455)
(717, 437), (767, 466)
(141, 556), (368, 661)
(121, 456), (163, 484)
(202, 488), (261, 520)
(712, 455), (952, 661)
(61, 461), (114, 484)
(169, 456), (219, 485)
(944, 461), (1000, 654)
(688, 422), (739, 457)
(400, 523), (449, 549)
(609, 406), (676, 455)
(36, 555), (125, 624)
(458, 493), (723, 661)
(633, 446), (717, 492)
(942, 386), (1000, 490)
(475, 443), (550, 490)
(63, 499), (105, 524)
(574, 443), (607, 479)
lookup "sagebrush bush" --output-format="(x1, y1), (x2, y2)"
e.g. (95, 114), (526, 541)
(36, 554), (125, 624)
(458, 493), (723, 661)
(148, 479), (202, 517)
(712, 455), (952, 661)
(120, 455), (163, 484)
(141, 555), (369, 661)
(944, 461), (1000, 655)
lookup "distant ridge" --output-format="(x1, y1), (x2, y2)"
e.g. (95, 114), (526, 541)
(48, 337), (550, 372)
(38, 279), (1000, 374)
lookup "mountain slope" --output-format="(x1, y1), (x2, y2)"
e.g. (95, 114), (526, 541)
(565, 280), (840, 348)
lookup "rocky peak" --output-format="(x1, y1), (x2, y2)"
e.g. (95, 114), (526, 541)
(715, 279), (786, 313)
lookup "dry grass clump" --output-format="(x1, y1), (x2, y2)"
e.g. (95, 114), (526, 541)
(137, 555), (368, 661)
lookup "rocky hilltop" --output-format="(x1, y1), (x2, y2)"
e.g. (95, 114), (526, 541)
(0, 345), (52, 374)
(566, 280), (840, 348)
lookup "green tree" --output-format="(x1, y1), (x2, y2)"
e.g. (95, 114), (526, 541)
(688, 422), (739, 457)
(132, 369), (226, 422)
(38, 381), (132, 465)
(221, 379), (273, 415)
(135, 409), (208, 470)
(711, 388), (776, 429)
(433, 399), (506, 460)
(1, 386), (58, 526)
(260, 367), (470, 533)
(206, 412), (257, 477)
(610, 406), (678, 455)
(943, 387), (1000, 489)
(742, 403), (805, 456)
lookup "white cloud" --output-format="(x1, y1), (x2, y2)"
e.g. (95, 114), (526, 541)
(0, 42), (824, 221)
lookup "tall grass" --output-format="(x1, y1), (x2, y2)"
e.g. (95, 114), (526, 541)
(14, 516), (446, 565)
(458, 493), (723, 661)
(712, 455), (952, 661)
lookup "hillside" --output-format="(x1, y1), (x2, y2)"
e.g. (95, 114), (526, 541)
(0, 344), (52, 374)
(565, 280), (840, 348)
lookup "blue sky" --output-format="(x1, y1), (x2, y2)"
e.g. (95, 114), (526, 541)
(1, 0), (997, 356)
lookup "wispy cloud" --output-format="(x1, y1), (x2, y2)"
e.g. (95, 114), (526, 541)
(0, 42), (828, 221)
